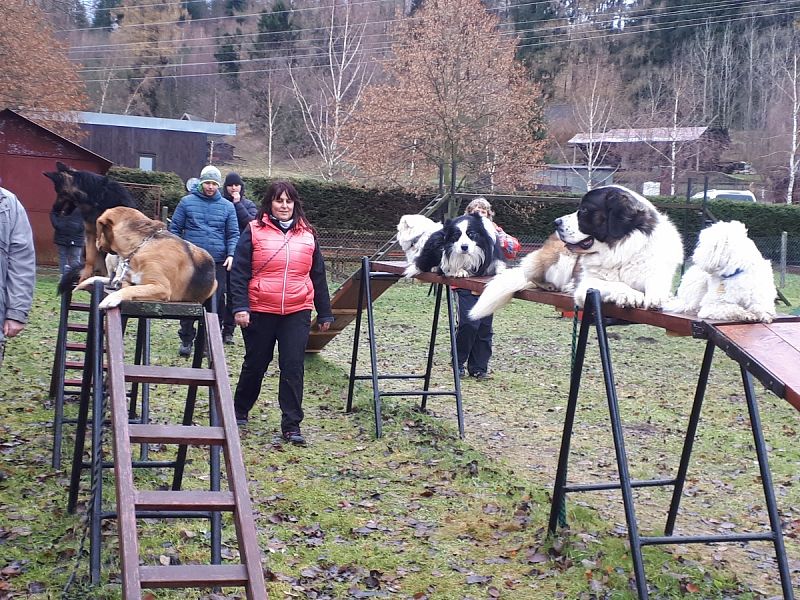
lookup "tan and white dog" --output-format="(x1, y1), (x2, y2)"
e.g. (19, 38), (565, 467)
(76, 206), (217, 310)
(469, 234), (578, 319)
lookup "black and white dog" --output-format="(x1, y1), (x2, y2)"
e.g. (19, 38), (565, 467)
(404, 213), (506, 278)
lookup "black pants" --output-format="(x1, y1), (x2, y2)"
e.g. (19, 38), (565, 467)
(233, 309), (311, 433)
(455, 288), (493, 375)
(179, 262), (227, 344)
(222, 270), (235, 337)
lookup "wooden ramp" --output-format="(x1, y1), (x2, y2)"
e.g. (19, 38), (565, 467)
(105, 305), (267, 598)
(307, 195), (451, 353)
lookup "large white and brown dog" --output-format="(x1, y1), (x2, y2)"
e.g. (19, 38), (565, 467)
(555, 185), (684, 308)
(665, 220), (776, 322)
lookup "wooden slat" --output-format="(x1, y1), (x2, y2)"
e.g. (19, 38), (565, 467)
(128, 423), (226, 445)
(139, 564), (248, 588)
(66, 342), (86, 351)
(124, 364), (216, 385)
(711, 322), (800, 411)
(135, 490), (235, 511)
(67, 323), (89, 332)
(119, 300), (205, 319)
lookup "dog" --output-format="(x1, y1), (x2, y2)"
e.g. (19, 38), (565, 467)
(554, 185), (684, 309)
(469, 233), (579, 319)
(396, 214), (443, 264)
(75, 207), (217, 310)
(405, 213), (506, 278)
(665, 220), (776, 322)
(44, 161), (138, 288)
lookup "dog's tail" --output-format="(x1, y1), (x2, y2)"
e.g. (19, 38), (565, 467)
(57, 266), (82, 295)
(469, 265), (531, 320)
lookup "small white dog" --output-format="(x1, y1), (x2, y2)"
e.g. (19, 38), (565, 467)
(666, 220), (776, 323)
(396, 214), (443, 264)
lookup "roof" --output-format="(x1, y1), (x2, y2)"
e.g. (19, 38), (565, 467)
(77, 111), (236, 136)
(0, 108), (113, 168)
(568, 126), (708, 145)
(545, 163), (616, 171)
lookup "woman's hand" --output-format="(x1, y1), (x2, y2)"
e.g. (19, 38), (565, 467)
(223, 256), (233, 271)
(234, 311), (250, 328)
(318, 321), (331, 332)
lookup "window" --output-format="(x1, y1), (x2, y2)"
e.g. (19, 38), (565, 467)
(138, 154), (155, 171)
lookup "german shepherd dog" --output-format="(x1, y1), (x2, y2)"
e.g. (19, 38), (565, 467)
(44, 161), (137, 290)
(76, 207), (217, 310)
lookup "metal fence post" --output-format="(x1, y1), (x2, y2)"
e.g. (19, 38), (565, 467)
(781, 231), (787, 288)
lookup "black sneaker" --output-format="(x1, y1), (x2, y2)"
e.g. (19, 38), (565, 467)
(178, 343), (192, 358)
(458, 366), (465, 377)
(223, 333), (234, 345)
(282, 430), (306, 446)
(471, 370), (491, 380)
(234, 411), (248, 426)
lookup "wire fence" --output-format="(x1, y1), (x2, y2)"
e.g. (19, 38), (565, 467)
(317, 229), (800, 287)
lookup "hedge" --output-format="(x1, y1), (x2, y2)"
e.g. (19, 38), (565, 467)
(107, 168), (800, 252)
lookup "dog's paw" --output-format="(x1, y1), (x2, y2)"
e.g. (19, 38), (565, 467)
(403, 264), (421, 278)
(606, 289), (646, 308)
(75, 276), (109, 292)
(98, 292), (122, 310)
(450, 269), (470, 278)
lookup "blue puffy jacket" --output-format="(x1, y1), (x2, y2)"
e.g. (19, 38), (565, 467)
(169, 188), (239, 263)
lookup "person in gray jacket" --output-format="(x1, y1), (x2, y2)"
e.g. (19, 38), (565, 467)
(0, 185), (36, 368)
(169, 165), (239, 357)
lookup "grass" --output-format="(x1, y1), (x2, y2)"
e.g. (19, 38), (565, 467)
(0, 269), (799, 599)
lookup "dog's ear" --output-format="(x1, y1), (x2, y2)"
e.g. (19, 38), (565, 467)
(56, 161), (73, 173)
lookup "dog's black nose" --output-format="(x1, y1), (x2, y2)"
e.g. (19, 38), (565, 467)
(460, 244), (469, 252)
(554, 218), (563, 228)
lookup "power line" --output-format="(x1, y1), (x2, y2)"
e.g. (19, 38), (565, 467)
(77, 4), (800, 83)
(70, 0), (794, 74)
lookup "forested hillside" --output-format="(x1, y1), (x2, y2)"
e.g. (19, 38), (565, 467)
(19, 0), (800, 198)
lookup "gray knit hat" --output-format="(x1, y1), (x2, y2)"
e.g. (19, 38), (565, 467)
(199, 165), (222, 186)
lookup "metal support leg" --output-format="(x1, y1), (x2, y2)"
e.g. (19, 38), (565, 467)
(741, 367), (795, 600)
(51, 291), (72, 468)
(420, 284), (442, 412)
(444, 285), (465, 439)
(363, 259), (383, 438)
(547, 299), (592, 534)
(665, 340), (715, 535)
(346, 261), (367, 413)
(88, 282), (105, 584)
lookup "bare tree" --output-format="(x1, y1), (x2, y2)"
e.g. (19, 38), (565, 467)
(288, 2), (373, 180)
(777, 33), (800, 205)
(557, 52), (622, 190)
(344, 0), (546, 192)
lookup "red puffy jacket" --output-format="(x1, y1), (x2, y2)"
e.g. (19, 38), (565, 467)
(247, 220), (317, 314)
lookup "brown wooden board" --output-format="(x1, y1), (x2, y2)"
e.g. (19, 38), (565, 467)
(709, 322), (800, 411)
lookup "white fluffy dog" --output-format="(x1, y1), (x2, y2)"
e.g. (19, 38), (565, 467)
(396, 214), (442, 264)
(665, 220), (776, 323)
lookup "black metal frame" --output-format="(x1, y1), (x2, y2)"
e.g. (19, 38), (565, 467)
(346, 257), (465, 438)
(547, 289), (795, 599)
(61, 282), (223, 584)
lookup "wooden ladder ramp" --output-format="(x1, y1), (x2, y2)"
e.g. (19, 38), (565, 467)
(105, 305), (267, 598)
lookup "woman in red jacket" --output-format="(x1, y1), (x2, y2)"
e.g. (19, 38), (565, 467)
(229, 181), (334, 445)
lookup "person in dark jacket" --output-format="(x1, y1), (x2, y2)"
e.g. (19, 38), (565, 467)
(229, 180), (334, 445)
(169, 165), (239, 357)
(221, 172), (257, 345)
(50, 205), (84, 276)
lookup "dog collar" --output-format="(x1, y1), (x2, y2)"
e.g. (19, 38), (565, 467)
(107, 228), (165, 291)
(721, 267), (744, 279)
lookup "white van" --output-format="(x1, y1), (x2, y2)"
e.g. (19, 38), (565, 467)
(691, 189), (757, 203)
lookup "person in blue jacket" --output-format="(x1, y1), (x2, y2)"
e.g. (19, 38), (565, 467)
(50, 204), (84, 276)
(169, 165), (239, 357)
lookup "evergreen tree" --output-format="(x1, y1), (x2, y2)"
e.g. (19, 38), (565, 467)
(92, 0), (122, 29)
(250, 0), (296, 60)
(215, 33), (241, 88)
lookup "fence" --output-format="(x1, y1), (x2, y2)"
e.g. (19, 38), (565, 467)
(317, 229), (800, 287)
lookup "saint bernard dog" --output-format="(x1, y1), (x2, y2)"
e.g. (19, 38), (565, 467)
(470, 185), (684, 317)
(404, 213), (506, 278)
(556, 185), (684, 308)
